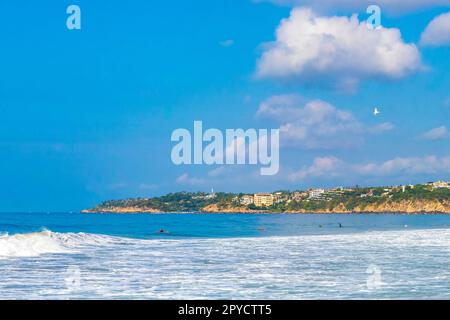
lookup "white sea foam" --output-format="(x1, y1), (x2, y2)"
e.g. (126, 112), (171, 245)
(2, 228), (450, 299)
(0, 230), (130, 259)
(0, 230), (72, 258)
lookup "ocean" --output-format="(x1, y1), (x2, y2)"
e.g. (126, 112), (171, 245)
(1, 212), (450, 299)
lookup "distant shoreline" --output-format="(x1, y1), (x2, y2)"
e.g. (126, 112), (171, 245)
(81, 210), (450, 215)
(84, 182), (450, 215)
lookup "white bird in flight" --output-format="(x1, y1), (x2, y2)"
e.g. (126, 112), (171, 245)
(373, 107), (381, 116)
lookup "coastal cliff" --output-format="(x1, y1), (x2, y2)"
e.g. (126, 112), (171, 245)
(201, 204), (262, 213)
(83, 183), (450, 214)
(84, 199), (450, 214)
(82, 206), (160, 214)
(283, 199), (450, 214)
(204, 199), (450, 214)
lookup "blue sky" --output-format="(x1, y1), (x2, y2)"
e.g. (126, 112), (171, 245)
(1, 1), (450, 211)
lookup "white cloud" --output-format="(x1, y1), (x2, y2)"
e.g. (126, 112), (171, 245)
(289, 156), (344, 181)
(368, 122), (395, 134)
(207, 166), (227, 177)
(356, 156), (450, 175)
(256, 8), (421, 91)
(175, 173), (205, 186)
(257, 94), (393, 149)
(420, 11), (450, 46)
(289, 155), (450, 181)
(421, 126), (449, 140)
(259, 0), (450, 14)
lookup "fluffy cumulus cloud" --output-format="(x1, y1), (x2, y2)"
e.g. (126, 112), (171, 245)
(421, 126), (449, 140)
(420, 12), (450, 46)
(289, 155), (450, 181)
(289, 156), (344, 181)
(256, 8), (421, 91)
(259, 0), (450, 14)
(257, 94), (393, 149)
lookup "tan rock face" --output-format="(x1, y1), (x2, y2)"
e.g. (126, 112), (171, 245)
(353, 199), (450, 213)
(201, 204), (262, 213)
(285, 200), (450, 214)
(82, 207), (160, 213)
(84, 199), (450, 214)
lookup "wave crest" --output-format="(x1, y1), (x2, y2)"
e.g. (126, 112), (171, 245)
(0, 230), (136, 259)
(0, 230), (73, 259)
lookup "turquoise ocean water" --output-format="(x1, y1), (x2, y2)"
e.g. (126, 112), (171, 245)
(1, 212), (450, 299)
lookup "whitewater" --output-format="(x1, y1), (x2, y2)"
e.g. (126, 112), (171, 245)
(2, 227), (450, 299)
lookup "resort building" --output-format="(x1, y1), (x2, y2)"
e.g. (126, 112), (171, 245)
(292, 191), (308, 201)
(360, 190), (374, 198)
(272, 192), (288, 204)
(308, 189), (325, 200)
(431, 181), (450, 189)
(254, 193), (274, 207)
(240, 195), (254, 206)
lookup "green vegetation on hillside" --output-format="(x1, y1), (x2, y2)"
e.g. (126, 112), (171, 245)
(87, 182), (450, 213)
(95, 192), (235, 212)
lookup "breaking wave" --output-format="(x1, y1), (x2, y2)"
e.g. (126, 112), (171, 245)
(0, 230), (72, 258)
(0, 230), (129, 259)
(2, 228), (450, 298)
